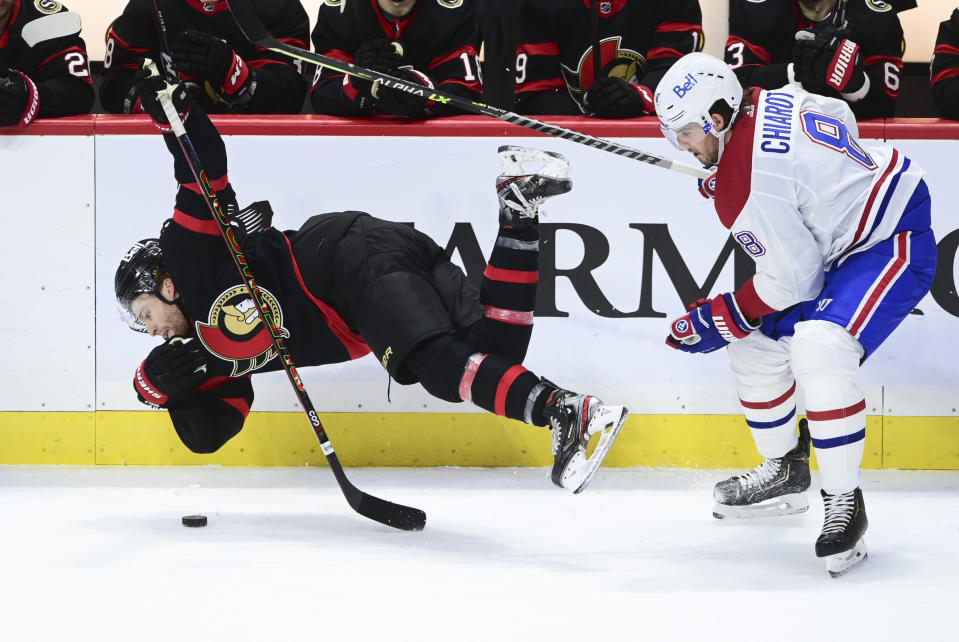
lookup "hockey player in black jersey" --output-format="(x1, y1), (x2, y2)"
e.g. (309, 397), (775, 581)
(99, 0), (309, 115)
(0, 0), (93, 126)
(115, 67), (628, 494)
(931, 8), (959, 120)
(310, 0), (482, 118)
(725, 0), (909, 119)
(483, 0), (702, 117)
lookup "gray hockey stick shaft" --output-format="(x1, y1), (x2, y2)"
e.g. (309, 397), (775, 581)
(225, 0), (710, 180)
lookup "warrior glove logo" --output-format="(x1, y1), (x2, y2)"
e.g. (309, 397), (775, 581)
(196, 285), (288, 376)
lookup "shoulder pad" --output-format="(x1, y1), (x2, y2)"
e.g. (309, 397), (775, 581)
(21, 10), (82, 48)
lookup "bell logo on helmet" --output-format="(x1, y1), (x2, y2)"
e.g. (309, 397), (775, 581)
(672, 73), (699, 98)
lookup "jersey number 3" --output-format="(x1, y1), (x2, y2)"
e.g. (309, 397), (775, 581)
(800, 111), (877, 170)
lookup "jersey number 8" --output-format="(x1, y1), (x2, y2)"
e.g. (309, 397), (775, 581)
(800, 111), (877, 170)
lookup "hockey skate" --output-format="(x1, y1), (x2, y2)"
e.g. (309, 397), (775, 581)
(816, 487), (868, 578)
(544, 389), (628, 494)
(712, 419), (811, 519)
(496, 145), (572, 229)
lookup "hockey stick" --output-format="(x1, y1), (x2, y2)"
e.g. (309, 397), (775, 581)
(834, 0), (849, 29)
(146, 5), (426, 533)
(225, 0), (711, 180)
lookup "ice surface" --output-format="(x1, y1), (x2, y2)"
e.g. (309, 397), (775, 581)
(1, 466), (956, 641)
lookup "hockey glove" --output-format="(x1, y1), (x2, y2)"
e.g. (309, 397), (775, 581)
(0, 64), (39, 127)
(351, 39), (405, 101)
(374, 68), (432, 118)
(171, 31), (256, 106)
(133, 62), (192, 132)
(666, 292), (759, 354)
(792, 21), (867, 98)
(584, 77), (653, 118)
(134, 337), (210, 408)
(698, 165), (718, 200)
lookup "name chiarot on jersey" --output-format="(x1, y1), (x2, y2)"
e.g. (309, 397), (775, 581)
(760, 91), (796, 154)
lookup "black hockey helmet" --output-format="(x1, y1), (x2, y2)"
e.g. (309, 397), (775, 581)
(114, 238), (167, 332)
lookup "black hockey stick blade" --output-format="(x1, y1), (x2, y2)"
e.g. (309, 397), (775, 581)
(225, 0), (711, 180)
(329, 454), (427, 531)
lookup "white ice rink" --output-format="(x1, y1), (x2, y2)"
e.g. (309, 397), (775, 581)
(1, 466), (956, 641)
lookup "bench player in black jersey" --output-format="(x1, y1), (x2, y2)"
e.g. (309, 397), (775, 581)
(931, 7), (959, 120)
(114, 67), (628, 494)
(482, 0), (702, 117)
(725, 0), (911, 119)
(0, 0), (93, 126)
(99, 0), (309, 115)
(310, 0), (481, 118)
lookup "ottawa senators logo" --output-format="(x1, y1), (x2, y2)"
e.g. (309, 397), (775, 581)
(195, 285), (288, 376)
(560, 37), (645, 104)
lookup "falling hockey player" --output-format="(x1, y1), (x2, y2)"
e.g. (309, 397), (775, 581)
(114, 65), (628, 494)
(654, 53), (936, 576)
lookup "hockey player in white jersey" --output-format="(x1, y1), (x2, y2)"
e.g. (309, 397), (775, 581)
(654, 52), (937, 577)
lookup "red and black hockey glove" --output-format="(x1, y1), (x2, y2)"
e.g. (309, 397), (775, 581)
(134, 337), (210, 408)
(351, 39), (405, 102)
(584, 76), (653, 118)
(171, 31), (256, 107)
(666, 292), (759, 354)
(0, 64), (39, 127)
(792, 21), (867, 98)
(374, 68), (433, 118)
(133, 62), (192, 132)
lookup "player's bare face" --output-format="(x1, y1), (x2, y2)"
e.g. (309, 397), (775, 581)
(0, 0), (13, 28)
(131, 293), (190, 339)
(672, 122), (719, 165)
(377, 0), (417, 18)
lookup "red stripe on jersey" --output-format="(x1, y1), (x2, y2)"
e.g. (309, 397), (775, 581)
(646, 47), (684, 60)
(517, 42), (561, 57)
(221, 396), (251, 417)
(851, 150), (898, 248)
(864, 55), (902, 68)
(483, 265), (538, 283)
(935, 43), (959, 56)
(806, 399), (866, 421)
(37, 46), (88, 71)
(494, 365), (528, 417)
(715, 89), (761, 229)
(932, 67), (959, 86)
(655, 21), (702, 33)
(516, 78), (566, 93)
(108, 27), (151, 54)
(371, 0), (419, 39)
(458, 353), (486, 402)
(733, 277), (778, 322)
(440, 78), (482, 92)
(282, 235), (371, 360)
(197, 376), (238, 392)
(740, 382), (796, 410)
(182, 174), (230, 194)
(848, 232), (909, 337)
(726, 36), (772, 64)
(276, 37), (309, 51)
(173, 208), (221, 236)
(430, 46), (477, 70)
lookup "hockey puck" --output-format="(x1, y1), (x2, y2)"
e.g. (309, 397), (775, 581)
(181, 515), (207, 527)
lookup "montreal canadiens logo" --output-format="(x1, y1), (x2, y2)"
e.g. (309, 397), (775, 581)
(195, 285), (288, 376)
(675, 319), (690, 334)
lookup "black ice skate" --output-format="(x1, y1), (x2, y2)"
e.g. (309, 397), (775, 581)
(544, 389), (628, 494)
(712, 419), (811, 519)
(816, 487), (868, 578)
(496, 145), (572, 229)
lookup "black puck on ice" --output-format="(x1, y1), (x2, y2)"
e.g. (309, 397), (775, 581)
(182, 515), (208, 527)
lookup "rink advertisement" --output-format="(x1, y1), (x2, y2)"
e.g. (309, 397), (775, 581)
(1, 117), (957, 467)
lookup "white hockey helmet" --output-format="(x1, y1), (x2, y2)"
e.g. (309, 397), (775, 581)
(654, 52), (743, 156)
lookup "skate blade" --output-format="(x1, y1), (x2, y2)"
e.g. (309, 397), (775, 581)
(564, 405), (628, 494)
(824, 539), (868, 578)
(712, 493), (810, 520)
(497, 145), (570, 179)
